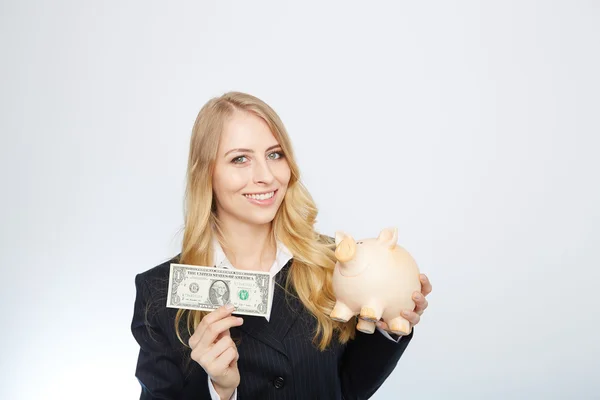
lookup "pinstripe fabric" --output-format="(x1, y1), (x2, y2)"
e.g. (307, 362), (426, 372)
(131, 255), (414, 400)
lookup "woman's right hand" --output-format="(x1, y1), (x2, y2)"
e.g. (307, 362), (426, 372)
(189, 303), (244, 396)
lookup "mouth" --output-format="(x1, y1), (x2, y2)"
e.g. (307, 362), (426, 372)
(243, 189), (278, 204)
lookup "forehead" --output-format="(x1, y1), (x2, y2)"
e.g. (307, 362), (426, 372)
(219, 110), (279, 151)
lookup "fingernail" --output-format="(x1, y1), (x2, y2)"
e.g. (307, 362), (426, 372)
(402, 310), (410, 317)
(237, 317), (244, 324)
(414, 293), (422, 300)
(225, 304), (235, 311)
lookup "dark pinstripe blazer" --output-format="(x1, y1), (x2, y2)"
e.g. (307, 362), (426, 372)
(131, 254), (414, 400)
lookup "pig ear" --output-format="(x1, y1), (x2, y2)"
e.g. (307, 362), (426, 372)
(335, 231), (350, 246)
(377, 227), (398, 247)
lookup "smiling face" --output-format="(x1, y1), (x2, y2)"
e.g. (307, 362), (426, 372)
(212, 110), (291, 228)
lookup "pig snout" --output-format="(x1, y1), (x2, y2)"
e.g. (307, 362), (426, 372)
(335, 237), (356, 263)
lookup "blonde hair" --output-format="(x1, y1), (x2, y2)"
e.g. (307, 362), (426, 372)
(174, 91), (355, 352)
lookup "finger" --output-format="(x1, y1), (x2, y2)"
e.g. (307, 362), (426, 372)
(233, 350), (240, 366)
(211, 346), (238, 375)
(198, 316), (244, 350)
(412, 292), (429, 315)
(216, 328), (231, 340)
(416, 298), (428, 315)
(376, 320), (389, 331)
(200, 304), (237, 331)
(420, 274), (432, 296)
(197, 335), (236, 370)
(189, 305), (235, 348)
(227, 346), (240, 368)
(401, 309), (421, 326)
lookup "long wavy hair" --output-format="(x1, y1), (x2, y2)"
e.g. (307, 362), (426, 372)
(174, 91), (356, 352)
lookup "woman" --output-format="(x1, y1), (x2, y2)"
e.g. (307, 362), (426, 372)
(130, 91), (432, 400)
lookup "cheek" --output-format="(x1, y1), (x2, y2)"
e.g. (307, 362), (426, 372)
(213, 168), (248, 196)
(274, 163), (292, 186)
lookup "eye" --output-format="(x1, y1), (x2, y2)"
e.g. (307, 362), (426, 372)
(268, 151), (284, 160)
(231, 155), (248, 164)
(357, 241), (363, 244)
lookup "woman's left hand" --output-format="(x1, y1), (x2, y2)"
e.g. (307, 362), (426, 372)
(377, 273), (432, 334)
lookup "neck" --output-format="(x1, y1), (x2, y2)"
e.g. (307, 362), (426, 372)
(218, 217), (276, 272)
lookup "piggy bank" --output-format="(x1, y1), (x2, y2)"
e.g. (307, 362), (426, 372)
(329, 227), (421, 336)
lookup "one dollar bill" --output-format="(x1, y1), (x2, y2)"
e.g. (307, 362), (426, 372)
(166, 263), (271, 317)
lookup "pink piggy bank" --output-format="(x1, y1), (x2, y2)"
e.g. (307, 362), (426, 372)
(330, 227), (421, 336)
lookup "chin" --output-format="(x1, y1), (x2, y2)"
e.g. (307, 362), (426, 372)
(243, 211), (278, 226)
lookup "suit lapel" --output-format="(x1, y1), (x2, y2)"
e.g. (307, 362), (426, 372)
(270, 262), (304, 339)
(235, 260), (303, 359)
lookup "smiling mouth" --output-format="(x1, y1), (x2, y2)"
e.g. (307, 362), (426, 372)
(243, 190), (277, 201)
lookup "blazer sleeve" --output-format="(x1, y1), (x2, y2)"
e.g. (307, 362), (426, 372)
(339, 327), (414, 400)
(131, 273), (212, 399)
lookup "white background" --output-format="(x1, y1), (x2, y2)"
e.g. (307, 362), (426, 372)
(1, 1), (599, 399)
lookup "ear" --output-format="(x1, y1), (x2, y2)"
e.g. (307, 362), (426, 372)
(377, 227), (398, 248)
(335, 231), (351, 246)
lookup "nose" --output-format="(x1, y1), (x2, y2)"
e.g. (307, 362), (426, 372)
(252, 158), (275, 185)
(335, 238), (356, 263)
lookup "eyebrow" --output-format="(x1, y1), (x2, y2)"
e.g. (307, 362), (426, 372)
(224, 144), (282, 157)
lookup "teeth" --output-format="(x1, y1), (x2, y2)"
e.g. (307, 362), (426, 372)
(245, 191), (275, 200)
